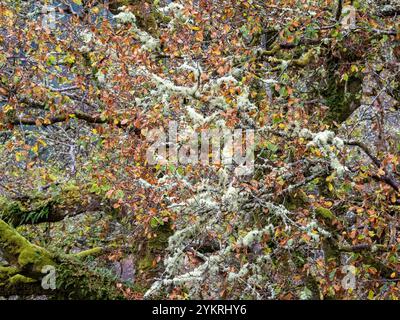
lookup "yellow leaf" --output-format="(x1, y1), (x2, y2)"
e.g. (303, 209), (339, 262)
(15, 152), (23, 162)
(324, 201), (333, 208)
(43, 118), (51, 125)
(27, 161), (35, 168)
(368, 290), (374, 300)
(326, 175), (334, 183)
(4, 104), (13, 113)
(141, 128), (148, 137)
(4, 9), (14, 18)
(32, 144), (39, 154)
(356, 207), (364, 214)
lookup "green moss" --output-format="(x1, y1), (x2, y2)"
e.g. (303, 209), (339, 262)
(18, 246), (54, 271)
(0, 219), (55, 274)
(315, 207), (335, 220)
(0, 266), (19, 281)
(74, 247), (102, 259)
(293, 49), (315, 67)
(0, 219), (126, 299)
(7, 274), (36, 285)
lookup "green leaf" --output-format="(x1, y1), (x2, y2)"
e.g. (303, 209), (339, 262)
(47, 55), (57, 66)
(176, 167), (185, 176)
(367, 290), (374, 300)
(63, 54), (75, 65)
(150, 216), (163, 228)
(115, 190), (125, 199)
(266, 142), (279, 153)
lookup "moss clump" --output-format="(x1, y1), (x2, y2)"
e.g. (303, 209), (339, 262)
(0, 219), (125, 299)
(7, 274), (36, 285)
(74, 247), (102, 259)
(0, 266), (19, 281)
(0, 219), (55, 275)
(315, 207), (335, 220)
(293, 49), (316, 67)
